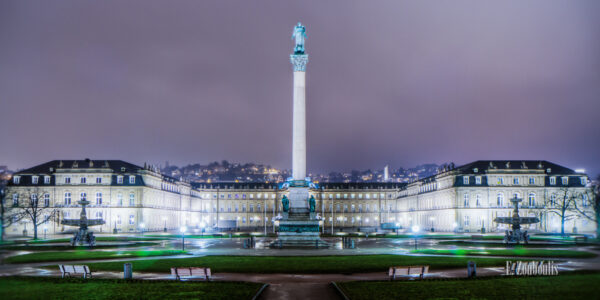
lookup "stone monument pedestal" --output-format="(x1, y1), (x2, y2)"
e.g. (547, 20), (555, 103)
(272, 186), (328, 248)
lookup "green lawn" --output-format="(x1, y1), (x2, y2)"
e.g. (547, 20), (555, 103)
(83, 255), (531, 274)
(0, 276), (262, 300)
(4, 250), (188, 264)
(411, 248), (596, 258)
(338, 272), (600, 300)
(0, 242), (159, 251)
(437, 240), (578, 248)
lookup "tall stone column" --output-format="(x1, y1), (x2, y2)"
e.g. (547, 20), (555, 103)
(290, 54), (308, 181)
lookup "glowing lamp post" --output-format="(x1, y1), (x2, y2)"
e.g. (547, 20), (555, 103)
(139, 223), (145, 236)
(200, 222), (206, 237)
(180, 226), (187, 251)
(411, 225), (420, 250)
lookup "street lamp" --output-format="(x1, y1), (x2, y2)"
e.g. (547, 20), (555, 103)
(139, 223), (145, 236)
(411, 225), (420, 250)
(180, 226), (187, 251)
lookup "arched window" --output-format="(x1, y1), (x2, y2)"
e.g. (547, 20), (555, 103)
(497, 193), (504, 207)
(528, 193), (536, 207)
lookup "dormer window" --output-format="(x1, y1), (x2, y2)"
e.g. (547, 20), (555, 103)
(117, 176), (123, 184)
(13, 176), (20, 184)
(475, 176), (482, 185)
(580, 177), (587, 186)
(463, 176), (469, 185)
(80, 177), (86, 184)
(129, 176), (135, 184)
(561, 177), (568, 185)
(550, 177), (556, 185)
(44, 176), (51, 184)
(32, 176), (39, 184)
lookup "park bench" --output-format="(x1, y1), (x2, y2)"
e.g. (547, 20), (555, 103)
(388, 265), (429, 280)
(171, 267), (211, 281)
(58, 264), (92, 278)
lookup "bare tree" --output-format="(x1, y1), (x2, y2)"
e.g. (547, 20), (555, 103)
(544, 187), (580, 236)
(13, 187), (56, 240)
(573, 176), (600, 240)
(0, 180), (25, 242)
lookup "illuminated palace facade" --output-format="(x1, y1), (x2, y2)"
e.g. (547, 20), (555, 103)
(4, 159), (595, 236)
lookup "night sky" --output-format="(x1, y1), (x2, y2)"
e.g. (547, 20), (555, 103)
(1, 1), (599, 176)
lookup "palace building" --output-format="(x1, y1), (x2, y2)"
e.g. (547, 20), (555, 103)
(3, 159), (595, 236)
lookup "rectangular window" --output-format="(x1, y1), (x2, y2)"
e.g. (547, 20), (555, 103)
(129, 215), (135, 225)
(13, 176), (20, 184)
(476, 194), (481, 207)
(580, 177), (586, 185)
(129, 193), (135, 206)
(117, 176), (123, 184)
(464, 215), (469, 226)
(117, 193), (123, 206)
(463, 176), (469, 185)
(513, 177), (519, 185)
(117, 215), (122, 225)
(81, 177), (86, 184)
(475, 176), (482, 185)
(65, 177), (71, 184)
(96, 177), (102, 184)
(44, 176), (51, 184)
(129, 176), (135, 184)
(561, 177), (568, 185)
(529, 177), (535, 185)
(242, 204), (246, 212)
(32, 176), (39, 184)
(497, 177), (504, 185)
(550, 177), (556, 185)
(96, 192), (102, 205)
(44, 193), (50, 207)
(250, 204), (254, 212)
(64, 192), (71, 205)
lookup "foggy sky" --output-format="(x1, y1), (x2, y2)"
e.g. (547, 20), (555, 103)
(1, 1), (599, 176)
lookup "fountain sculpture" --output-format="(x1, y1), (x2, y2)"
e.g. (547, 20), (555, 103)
(61, 198), (105, 246)
(494, 196), (540, 244)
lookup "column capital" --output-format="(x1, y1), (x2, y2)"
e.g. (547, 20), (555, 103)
(290, 54), (308, 72)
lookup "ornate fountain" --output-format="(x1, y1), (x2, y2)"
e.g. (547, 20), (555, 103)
(494, 196), (540, 244)
(61, 199), (105, 246)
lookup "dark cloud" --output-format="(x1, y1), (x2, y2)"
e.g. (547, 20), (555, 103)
(1, 1), (599, 175)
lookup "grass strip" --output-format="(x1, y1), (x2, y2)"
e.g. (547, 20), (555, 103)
(84, 255), (532, 274)
(411, 248), (596, 258)
(4, 250), (187, 264)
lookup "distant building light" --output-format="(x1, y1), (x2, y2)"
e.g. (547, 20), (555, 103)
(575, 169), (585, 174)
